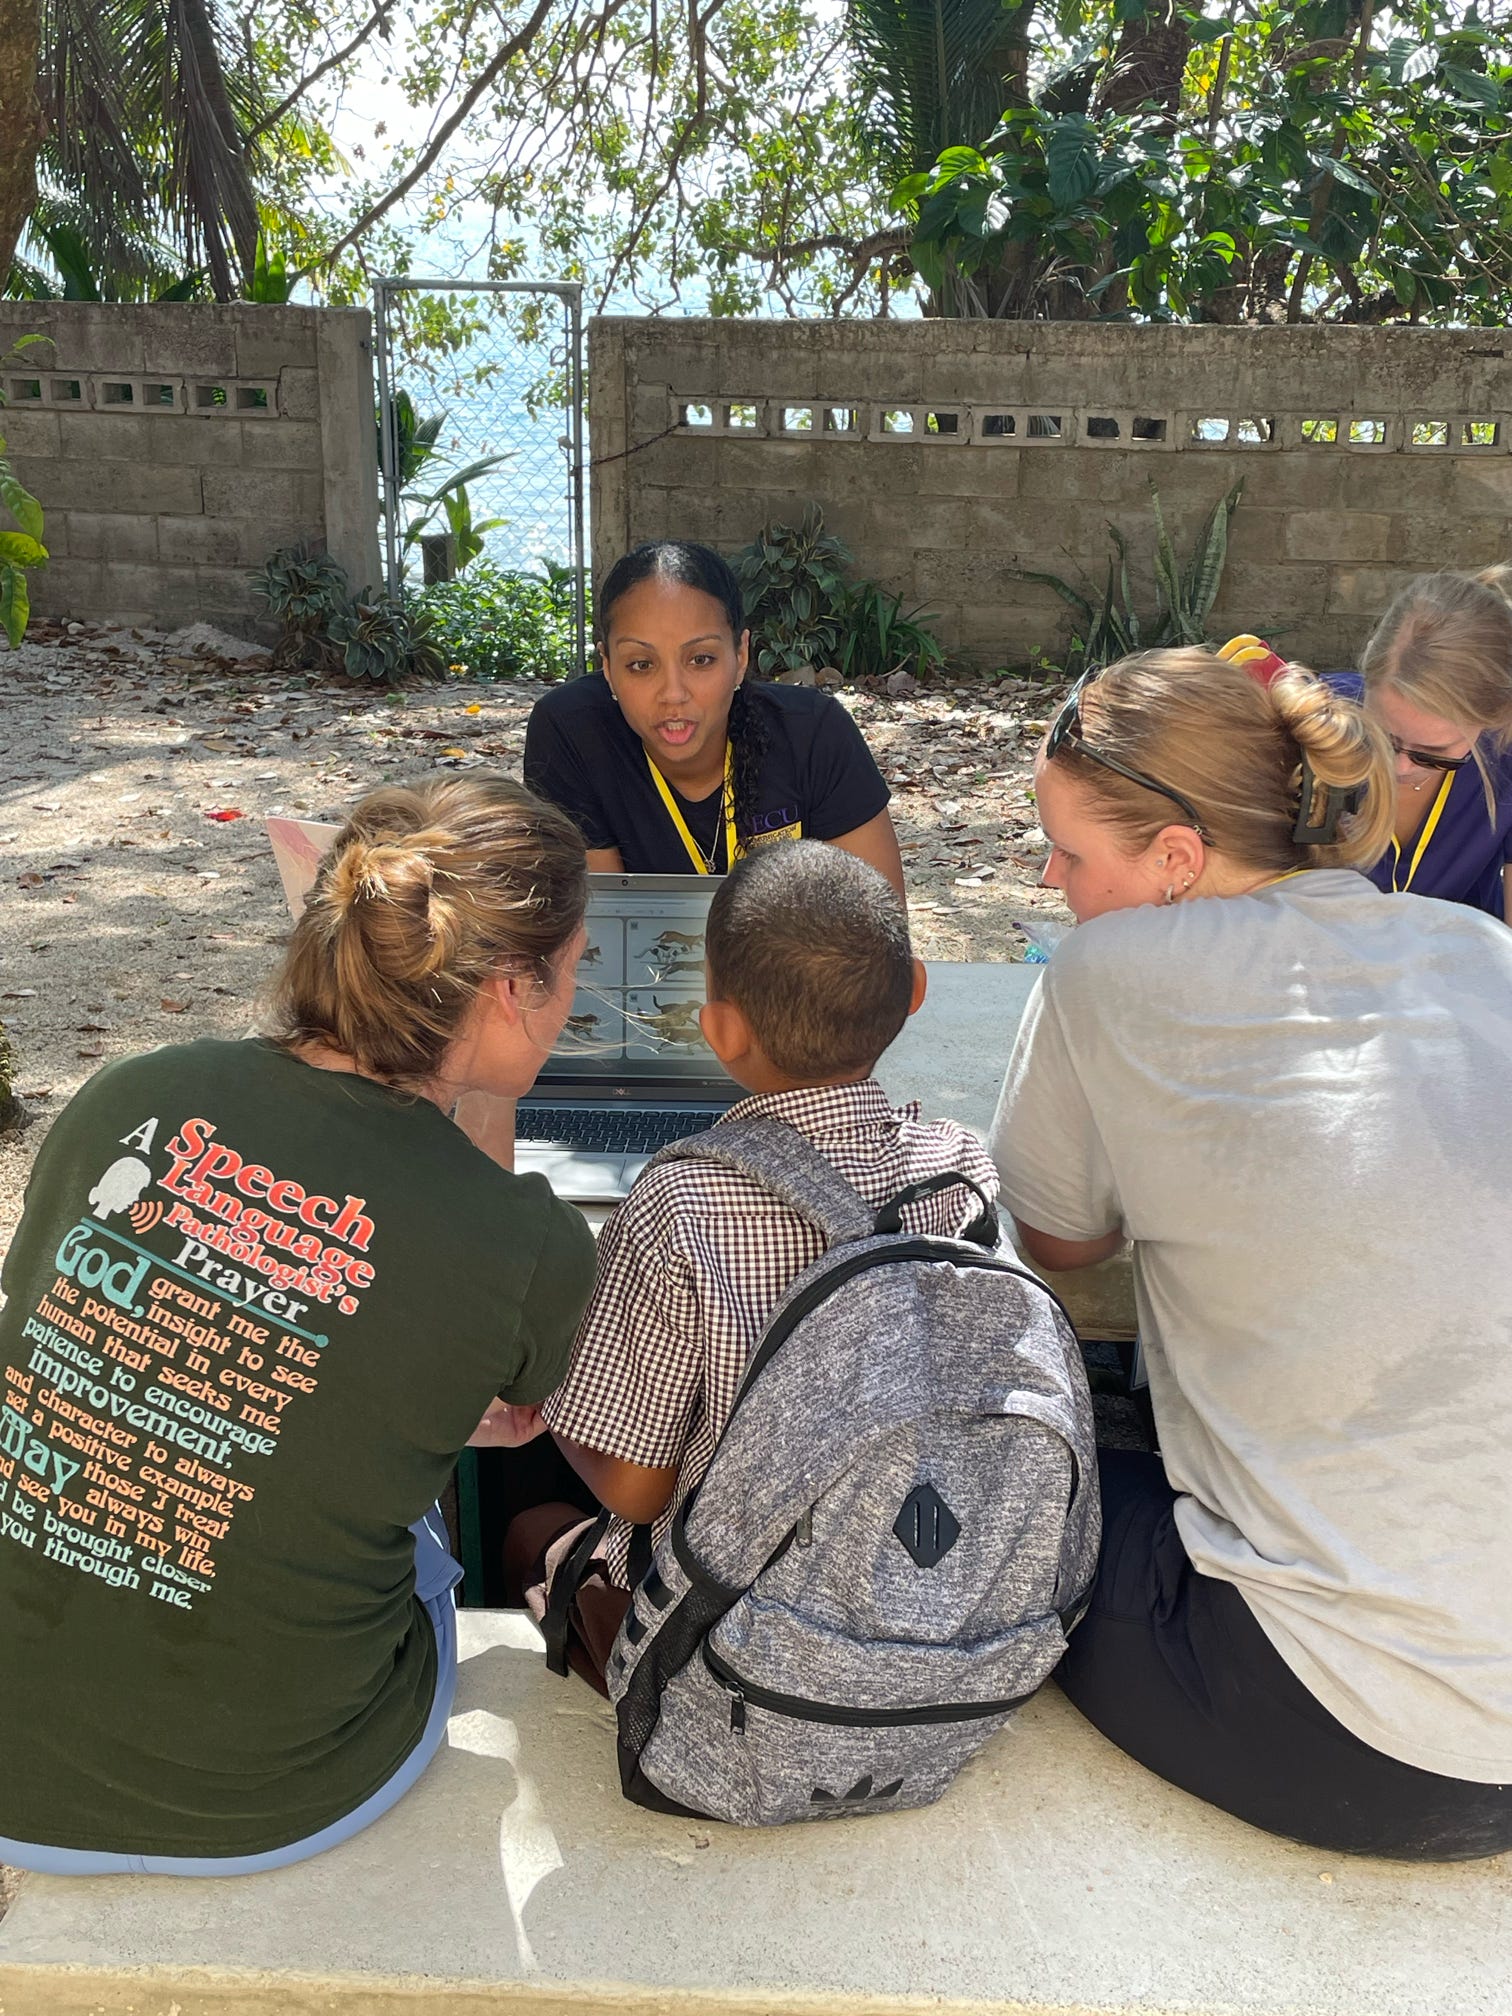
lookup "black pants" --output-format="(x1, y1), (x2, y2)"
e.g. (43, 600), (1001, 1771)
(1058, 1451), (1512, 1861)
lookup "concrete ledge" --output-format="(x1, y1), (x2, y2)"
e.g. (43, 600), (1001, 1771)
(2, 1612), (1508, 2016)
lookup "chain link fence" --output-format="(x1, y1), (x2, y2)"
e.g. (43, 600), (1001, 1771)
(373, 278), (587, 678)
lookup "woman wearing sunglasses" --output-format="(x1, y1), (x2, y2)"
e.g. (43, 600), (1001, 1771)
(989, 647), (1512, 1860)
(1333, 568), (1512, 919)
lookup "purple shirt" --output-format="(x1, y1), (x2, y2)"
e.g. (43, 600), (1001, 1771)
(1326, 672), (1512, 919)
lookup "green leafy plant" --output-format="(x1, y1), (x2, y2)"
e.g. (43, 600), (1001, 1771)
(251, 542), (351, 668)
(252, 543), (446, 682)
(246, 230), (292, 304)
(733, 504), (852, 679)
(0, 337), (50, 647)
(412, 558), (586, 682)
(1016, 480), (1243, 673)
(378, 390), (512, 577)
(838, 580), (948, 682)
(328, 591), (446, 684)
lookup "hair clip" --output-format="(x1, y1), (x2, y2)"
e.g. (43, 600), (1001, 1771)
(1293, 755), (1364, 844)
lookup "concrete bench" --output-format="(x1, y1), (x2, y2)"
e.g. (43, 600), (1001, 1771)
(2, 1608), (1508, 2016)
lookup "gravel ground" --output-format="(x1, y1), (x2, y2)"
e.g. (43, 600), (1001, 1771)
(0, 624), (1068, 1249)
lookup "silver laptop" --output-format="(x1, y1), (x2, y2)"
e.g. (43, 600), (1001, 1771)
(514, 872), (736, 1200)
(267, 824), (733, 1204)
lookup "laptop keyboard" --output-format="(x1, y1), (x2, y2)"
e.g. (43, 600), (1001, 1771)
(516, 1106), (716, 1155)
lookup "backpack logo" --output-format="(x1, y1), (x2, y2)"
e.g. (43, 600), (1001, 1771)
(810, 1774), (905, 1807)
(893, 1481), (961, 1569)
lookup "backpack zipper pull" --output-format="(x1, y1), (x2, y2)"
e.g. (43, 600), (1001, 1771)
(728, 1685), (747, 1734)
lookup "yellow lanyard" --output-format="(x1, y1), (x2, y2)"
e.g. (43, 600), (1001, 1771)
(1263, 867), (1314, 889)
(1388, 770), (1453, 893)
(644, 743), (738, 876)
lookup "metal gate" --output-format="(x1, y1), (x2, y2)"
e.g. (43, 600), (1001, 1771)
(373, 277), (587, 678)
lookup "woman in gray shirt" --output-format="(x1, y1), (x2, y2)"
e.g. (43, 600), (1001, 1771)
(991, 647), (1512, 1859)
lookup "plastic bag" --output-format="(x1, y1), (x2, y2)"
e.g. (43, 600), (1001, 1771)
(1016, 918), (1070, 965)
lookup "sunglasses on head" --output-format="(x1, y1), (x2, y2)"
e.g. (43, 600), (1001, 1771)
(1386, 734), (1473, 774)
(1046, 674), (1212, 840)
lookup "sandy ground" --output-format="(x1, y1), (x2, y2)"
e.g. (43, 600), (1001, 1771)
(0, 625), (1067, 1249)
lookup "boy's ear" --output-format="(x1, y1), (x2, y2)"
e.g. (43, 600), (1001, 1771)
(699, 995), (754, 1067)
(906, 958), (928, 1018)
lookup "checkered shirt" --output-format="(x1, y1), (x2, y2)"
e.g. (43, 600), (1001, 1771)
(541, 1078), (1000, 1587)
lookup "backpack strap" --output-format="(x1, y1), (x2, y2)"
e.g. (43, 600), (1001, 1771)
(648, 1114), (876, 1246)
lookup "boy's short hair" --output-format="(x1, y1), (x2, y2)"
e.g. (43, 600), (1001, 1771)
(705, 840), (914, 1079)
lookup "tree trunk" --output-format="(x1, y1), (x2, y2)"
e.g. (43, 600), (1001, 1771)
(0, 0), (41, 282)
(1096, 7), (1191, 123)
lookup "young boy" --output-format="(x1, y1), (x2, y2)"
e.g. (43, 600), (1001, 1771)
(509, 840), (1000, 1687)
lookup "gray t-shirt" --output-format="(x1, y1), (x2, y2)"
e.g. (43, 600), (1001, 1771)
(990, 870), (1512, 1782)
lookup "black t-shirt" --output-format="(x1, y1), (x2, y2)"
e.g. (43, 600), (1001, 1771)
(523, 675), (891, 874)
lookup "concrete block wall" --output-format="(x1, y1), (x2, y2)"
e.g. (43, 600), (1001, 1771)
(0, 304), (381, 634)
(590, 318), (1512, 669)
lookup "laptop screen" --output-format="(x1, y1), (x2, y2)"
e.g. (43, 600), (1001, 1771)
(266, 822), (726, 1089)
(541, 872), (727, 1088)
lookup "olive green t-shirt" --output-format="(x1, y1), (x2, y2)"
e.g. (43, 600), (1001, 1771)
(0, 1038), (594, 1857)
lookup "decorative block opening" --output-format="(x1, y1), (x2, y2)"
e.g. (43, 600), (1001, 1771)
(49, 378), (83, 404)
(1086, 415), (1121, 440)
(1026, 414), (1063, 439)
(142, 382), (178, 409)
(725, 402), (760, 430)
(822, 406), (859, 434)
(780, 406), (814, 433)
(1301, 418), (1338, 444)
(1235, 416), (1274, 445)
(193, 383), (230, 409)
(1190, 416), (1230, 443)
(235, 385), (271, 412)
(1348, 418), (1388, 446)
(880, 409), (915, 434)
(1411, 421), (1450, 447)
(924, 409), (961, 436)
(1133, 416), (1166, 442)
(680, 402), (713, 428)
(1462, 419), (1500, 448)
(100, 381), (135, 406)
(979, 413), (1016, 438)
(6, 378), (42, 403)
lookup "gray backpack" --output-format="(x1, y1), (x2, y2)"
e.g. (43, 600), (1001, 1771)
(602, 1116), (1100, 1827)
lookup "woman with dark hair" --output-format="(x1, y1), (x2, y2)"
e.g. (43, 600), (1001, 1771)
(523, 541), (905, 893)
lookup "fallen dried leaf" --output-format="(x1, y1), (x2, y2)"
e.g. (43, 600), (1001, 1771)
(206, 808), (245, 821)
(160, 998), (190, 1013)
(2, 989), (37, 999)
(16, 872), (45, 888)
(77, 1045), (103, 1058)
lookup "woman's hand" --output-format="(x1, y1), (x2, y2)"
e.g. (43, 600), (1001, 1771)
(467, 1401), (550, 1448)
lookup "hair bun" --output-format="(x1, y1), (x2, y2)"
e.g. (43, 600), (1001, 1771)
(1268, 667), (1392, 852)
(322, 825), (467, 985)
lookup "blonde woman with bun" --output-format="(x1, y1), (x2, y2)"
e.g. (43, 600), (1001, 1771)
(990, 648), (1512, 1859)
(1328, 567), (1512, 918)
(0, 776), (596, 1874)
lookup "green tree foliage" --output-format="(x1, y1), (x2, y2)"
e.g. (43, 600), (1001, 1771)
(887, 0), (1512, 323)
(6, 0), (345, 300)
(5, 0), (1506, 328)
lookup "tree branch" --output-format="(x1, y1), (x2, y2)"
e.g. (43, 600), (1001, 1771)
(248, 1), (394, 142)
(295, 0), (557, 279)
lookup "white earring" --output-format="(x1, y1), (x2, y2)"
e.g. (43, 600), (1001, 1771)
(1164, 884), (1176, 905)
